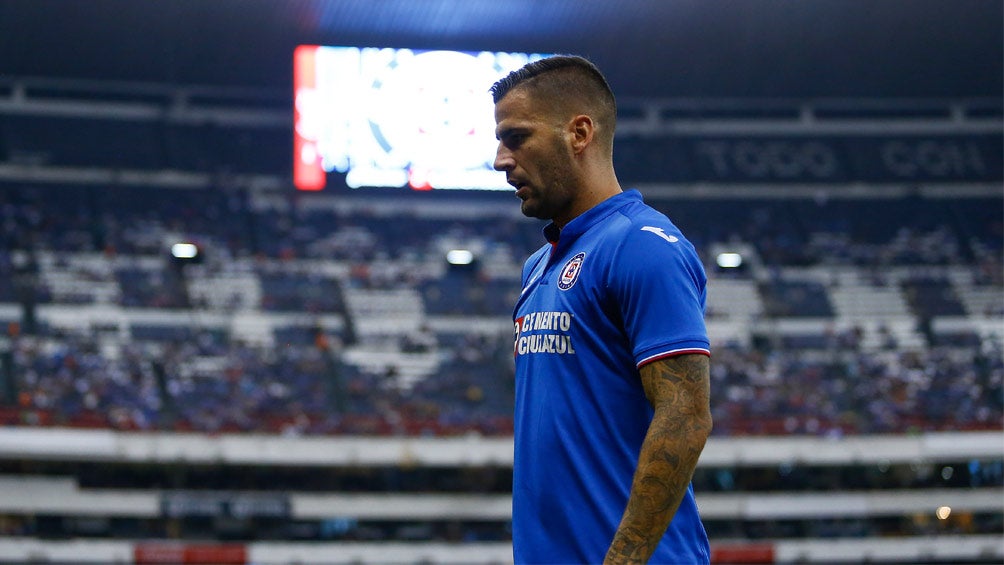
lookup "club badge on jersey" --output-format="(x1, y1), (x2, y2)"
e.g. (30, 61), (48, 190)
(557, 252), (585, 291)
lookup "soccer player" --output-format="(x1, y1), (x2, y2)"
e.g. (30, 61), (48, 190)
(492, 55), (713, 564)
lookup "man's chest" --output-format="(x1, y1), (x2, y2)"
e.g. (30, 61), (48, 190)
(514, 248), (615, 357)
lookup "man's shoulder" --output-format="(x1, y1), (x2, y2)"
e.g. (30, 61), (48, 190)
(617, 199), (674, 227)
(610, 203), (690, 250)
(602, 204), (703, 280)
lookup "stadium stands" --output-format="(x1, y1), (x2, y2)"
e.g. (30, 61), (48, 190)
(0, 181), (1000, 436)
(0, 86), (1000, 563)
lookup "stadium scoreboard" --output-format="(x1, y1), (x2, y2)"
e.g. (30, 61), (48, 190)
(293, 45), (547, 192)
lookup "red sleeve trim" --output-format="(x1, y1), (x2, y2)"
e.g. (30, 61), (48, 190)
(637, 348), (711, 368)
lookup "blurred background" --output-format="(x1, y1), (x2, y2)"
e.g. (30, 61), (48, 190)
(0, 0), (1001, 563)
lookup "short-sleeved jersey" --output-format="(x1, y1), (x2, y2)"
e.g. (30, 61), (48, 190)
(512, 189), (710, 564)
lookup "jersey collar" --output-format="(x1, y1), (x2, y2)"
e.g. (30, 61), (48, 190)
(543, 189), (642, 245)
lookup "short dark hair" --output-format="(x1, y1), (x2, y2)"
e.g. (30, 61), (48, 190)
(490, 55), (617, 143)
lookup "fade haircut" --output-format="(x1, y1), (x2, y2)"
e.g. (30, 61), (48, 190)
(490, 55), (617, 147)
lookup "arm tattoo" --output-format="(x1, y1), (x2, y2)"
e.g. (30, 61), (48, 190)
(605, 354), (712, 564)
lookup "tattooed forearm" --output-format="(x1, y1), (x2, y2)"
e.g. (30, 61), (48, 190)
(605, 354), (712, 564)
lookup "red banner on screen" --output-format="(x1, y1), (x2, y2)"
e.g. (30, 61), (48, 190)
(293, 44), (326, 191)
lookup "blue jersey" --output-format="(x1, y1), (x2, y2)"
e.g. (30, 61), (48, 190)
(512, 190), (710, 564)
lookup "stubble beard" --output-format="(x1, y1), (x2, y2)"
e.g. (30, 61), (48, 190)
(519, 155), (576, 223)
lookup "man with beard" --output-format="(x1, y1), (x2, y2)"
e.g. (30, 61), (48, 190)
(492, 55), (713, 564)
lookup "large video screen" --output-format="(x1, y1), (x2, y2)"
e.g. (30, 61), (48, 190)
(293, 46), (548, 191)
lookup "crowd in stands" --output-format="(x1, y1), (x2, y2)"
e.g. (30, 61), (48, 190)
(710, 343), (1002, 436)
(3, 326), (517, 436)
(0, 184), (1001, 437)
(6, 326), (1001, 436)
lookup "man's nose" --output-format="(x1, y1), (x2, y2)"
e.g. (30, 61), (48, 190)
(494, 144), (514, 172)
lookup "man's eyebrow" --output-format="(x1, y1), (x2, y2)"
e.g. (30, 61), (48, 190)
(495, 127), (524, 141)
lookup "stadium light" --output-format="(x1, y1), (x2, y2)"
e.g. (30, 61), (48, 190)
(171, 243), (199, 260)
(716, 252), (743, 269)
(446, 249), (475, 266)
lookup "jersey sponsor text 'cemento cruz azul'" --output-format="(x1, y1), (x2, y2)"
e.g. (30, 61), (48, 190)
(514, 310), (576, 356)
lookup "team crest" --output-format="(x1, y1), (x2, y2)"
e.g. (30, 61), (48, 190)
(557, 252), (585, 291)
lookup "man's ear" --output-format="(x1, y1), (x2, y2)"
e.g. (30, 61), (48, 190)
(568, 114), (594, 155)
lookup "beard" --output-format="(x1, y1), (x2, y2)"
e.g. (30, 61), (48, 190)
(519, 175), (575, 222)
(518, 143), (577, 224)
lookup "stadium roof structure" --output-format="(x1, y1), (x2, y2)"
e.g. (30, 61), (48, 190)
(0, 0), (1000, 100)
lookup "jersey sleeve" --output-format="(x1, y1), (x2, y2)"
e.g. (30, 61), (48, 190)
(609, 222), (710, 367)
